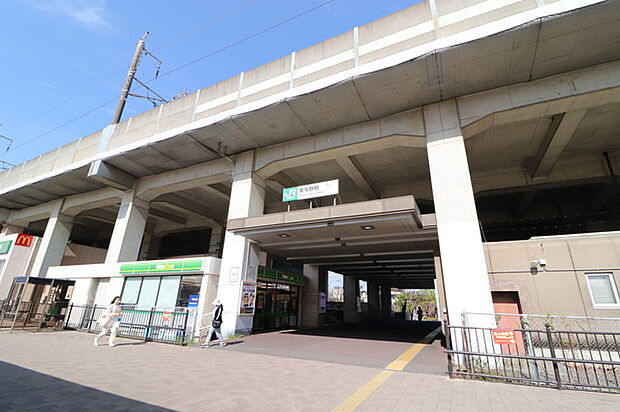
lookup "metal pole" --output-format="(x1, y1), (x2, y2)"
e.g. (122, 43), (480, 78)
(181, 309), (189, 346)
(545, 323), (562, 389)
(64, 303), (74, 330)
(111, 32), (149, 124)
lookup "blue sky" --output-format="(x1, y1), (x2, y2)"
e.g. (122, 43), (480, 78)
(0, 0), (422, 167)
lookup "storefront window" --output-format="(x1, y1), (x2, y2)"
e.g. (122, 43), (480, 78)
(177, 275), (202, 307)
(156, 276), (181, 309)
(121, 277), (141, 305)
(136, 277), (160, 309)
(121, 275), (203, 309)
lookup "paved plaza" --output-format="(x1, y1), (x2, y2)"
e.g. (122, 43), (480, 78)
(1, 326), (619, 411)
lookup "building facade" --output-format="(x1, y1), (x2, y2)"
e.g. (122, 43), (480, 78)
(1, 0), (620, 337)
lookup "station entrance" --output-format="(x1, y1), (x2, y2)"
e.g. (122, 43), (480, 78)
(227, 195), (443, 333)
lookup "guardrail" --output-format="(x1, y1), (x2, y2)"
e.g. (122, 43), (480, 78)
(445, 322), (620, 393)
(64, 304), (197, 345)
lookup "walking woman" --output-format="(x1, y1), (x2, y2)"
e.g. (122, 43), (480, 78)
(201, 298), (227, 348)
(94, 296), (122, 347)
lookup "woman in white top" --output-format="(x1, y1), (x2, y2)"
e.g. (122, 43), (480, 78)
(94, 296), (122, 347)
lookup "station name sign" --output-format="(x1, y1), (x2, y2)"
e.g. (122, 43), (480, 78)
(282, 179), (339, 202)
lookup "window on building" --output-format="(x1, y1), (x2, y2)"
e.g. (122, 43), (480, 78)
(120, 275), (203, 309)
(121, 277), (142, 305)
(136, 277), (160, 309)
(586, 273), (620, 308)
(156, 276), (181, 309)
(177, 275), (201, 307)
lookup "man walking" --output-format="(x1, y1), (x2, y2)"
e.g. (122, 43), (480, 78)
(202, 298), (227, 348)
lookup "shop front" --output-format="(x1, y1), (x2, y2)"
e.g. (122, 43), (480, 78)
(252, 266), (307, 331)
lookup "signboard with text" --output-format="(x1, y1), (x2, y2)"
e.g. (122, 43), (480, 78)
(240, 281), (256, 315)
(15, 234), (34, 248)
(492, 329), (517, 345)
(282, 179), (339, 202)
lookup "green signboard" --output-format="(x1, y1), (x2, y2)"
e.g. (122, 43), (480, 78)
(120, 259), (203, 275)
(282, 179), (339, 202)
(257, 266), (308, 285)
(282, 186), (298, 202)
(0, 240), (12, 255)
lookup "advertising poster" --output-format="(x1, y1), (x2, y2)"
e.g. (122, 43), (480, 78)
(319, 292), (326, 313)
(240, 281), (256, 315)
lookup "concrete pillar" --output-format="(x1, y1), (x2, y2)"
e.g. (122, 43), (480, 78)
(208, 225), (223, 257)
(30, 201), (74, 277)
(217, 151), (266, 337)
(1, 224), (24, 236)
(147, 236), (162, 260)
(105, 190), (149, 264)
(343, 275), (360, 323)
(301, 264), (326, 328)
(434, 252), (448, 322)
(138, 232), (153, 261)
(367, 281), (380, 320)
(380, 285), (392, 320)
(424, 100), (495, 328)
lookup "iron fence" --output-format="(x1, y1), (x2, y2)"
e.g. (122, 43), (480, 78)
(445, 322), (620, 393)
(64, 304), (197, 345)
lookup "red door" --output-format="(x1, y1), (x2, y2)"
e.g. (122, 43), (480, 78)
(492, 292), (525, 354)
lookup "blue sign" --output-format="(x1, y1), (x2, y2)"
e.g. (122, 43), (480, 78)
(188, 294), (200, 308)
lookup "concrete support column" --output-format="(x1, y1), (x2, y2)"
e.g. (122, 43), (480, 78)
(380, 285), (392, 320)
(301, 264), (326, 328)
(424, 100), (495, 328)
(217, 151), (266, 337)
(208, 226), (223, 257)
(105, 190), (149, 264)
(1, 224), (24, 236)
(30, 200), (74, 277)
(367, 281), (380, 320)
(343, 275), (360, 323)
(147, 236), (162, 260)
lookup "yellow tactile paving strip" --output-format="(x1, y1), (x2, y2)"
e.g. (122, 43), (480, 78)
(333, 326), (442, 412)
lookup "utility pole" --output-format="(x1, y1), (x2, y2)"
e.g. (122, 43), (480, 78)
(111, 32), (150, 124)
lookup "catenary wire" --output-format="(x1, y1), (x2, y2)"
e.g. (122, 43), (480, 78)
(4, 0), (261, 136)
(3, 0), (338, 156)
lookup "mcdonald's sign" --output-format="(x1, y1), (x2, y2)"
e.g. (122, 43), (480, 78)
(15, 234), (34, 248)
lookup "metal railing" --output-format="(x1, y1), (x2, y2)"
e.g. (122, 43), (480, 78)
(64, 304), (197, 345)
(445, 322), (620, 393)
(0, 299), (71, 331)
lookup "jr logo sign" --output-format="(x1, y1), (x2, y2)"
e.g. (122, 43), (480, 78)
(282, 187), (298, 202)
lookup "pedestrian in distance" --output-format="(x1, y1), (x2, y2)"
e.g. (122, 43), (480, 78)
(201, 298), (227, 348)
(94, 296), (122, 347)
(416, 305), (424, 322)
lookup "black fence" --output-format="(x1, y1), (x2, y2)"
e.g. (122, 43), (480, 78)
(445, 322), (620, 393)
(64, 304), (196, 345)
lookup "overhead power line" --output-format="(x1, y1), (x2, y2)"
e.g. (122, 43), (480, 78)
(151, 0), (337, 81)
(4, 0), (338, 157)
(5, 0), (262, 136)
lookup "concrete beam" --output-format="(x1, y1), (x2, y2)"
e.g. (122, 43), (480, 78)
(528, 110), (587, 180)
(149, 207), (187, 225)
(200, 184), (231, 202)
(336, 155), (379, 200)
(255, 108), (425, 179)
(136, 158), (232, 201)
(62, 187), (123, 216)
(78, 209), (119, 225)
(154, 193), (226, 223)
(87, 160), (137, 190)
(458, 61), (620, 139)
(7, 199), (63, 227)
